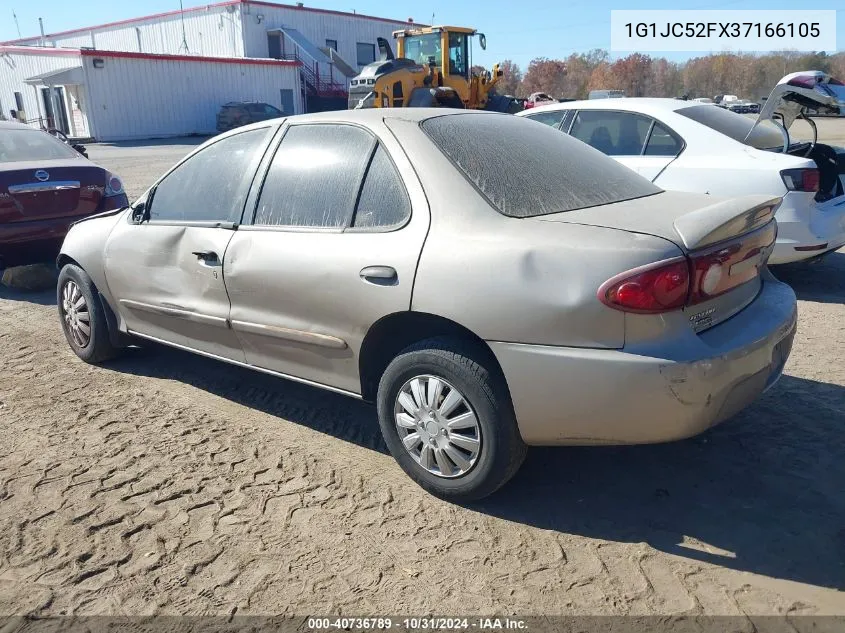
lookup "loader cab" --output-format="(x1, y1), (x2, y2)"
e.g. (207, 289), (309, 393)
(395, 27), (477, 82)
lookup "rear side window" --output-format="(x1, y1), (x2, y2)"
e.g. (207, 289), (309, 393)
(353, 145), (410, 229)
(677, 104), (784, 149)
(570, 110), (653, 156)
(421, 113), (660, 218)
(523, 110), (567, 129)
(645, 122), (683, 156)
(149, 128), (270, 223)
(254, 124), (374, 228)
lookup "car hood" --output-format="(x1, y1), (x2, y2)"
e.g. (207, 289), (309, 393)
(751, 71), (845, 136)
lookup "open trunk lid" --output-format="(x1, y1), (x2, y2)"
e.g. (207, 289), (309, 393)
(749, 71), (845, 143)
(539, 191), (780, 332)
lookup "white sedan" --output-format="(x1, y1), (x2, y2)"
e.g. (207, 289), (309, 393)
(518, 71), (845, 264)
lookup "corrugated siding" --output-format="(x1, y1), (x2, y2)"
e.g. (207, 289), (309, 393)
(241, 4), (410, 70)
(0, 52), (91, 137)
(83, 55), (300, 141)
(22, 7), (244, 58)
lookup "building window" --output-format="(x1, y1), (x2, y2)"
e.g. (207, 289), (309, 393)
(326, 39), (338, 51)
(357, 42), (375, 66)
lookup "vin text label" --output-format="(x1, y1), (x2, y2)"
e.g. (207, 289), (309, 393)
(610, 10), (836, 52)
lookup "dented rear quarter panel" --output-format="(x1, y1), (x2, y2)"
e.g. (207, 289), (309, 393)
(387, 117), (683, 349)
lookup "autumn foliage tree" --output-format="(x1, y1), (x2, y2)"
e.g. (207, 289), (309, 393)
(494, 59), (523, 96)
(521, 58), (568, 97)
(492, 50), (845, 100)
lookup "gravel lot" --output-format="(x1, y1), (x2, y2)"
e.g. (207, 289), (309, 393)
(0, 120), (844, 617)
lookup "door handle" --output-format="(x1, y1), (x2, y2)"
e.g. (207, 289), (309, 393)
(360, 265), (398, 286)
(192, 250), (219, 263)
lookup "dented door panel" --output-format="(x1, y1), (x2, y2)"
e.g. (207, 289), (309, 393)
(104, 219), (244, 361)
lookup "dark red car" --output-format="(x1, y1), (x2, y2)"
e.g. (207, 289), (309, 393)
(0, 121), (128, 270)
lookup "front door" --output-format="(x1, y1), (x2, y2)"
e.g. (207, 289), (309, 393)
(224, 122), (429, 394)
(104, 126), (276, 360)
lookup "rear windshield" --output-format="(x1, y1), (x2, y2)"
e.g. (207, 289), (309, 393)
(420, 113), (661, 218)
(676, 104), (785, 150)
(0, 129), (80, 162)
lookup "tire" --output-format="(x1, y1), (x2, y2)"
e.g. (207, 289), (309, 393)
(57, 264), (121, 364)
(485, 93), (523, 114)
(376, 337), (527, 501)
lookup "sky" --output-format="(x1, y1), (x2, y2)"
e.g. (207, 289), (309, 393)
(1, 0), (843, 69)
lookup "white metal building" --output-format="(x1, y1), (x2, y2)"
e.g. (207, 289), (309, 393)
(0, 0), (416, 140)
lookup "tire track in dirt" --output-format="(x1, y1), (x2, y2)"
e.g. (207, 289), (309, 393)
(1, 278), (844, 616)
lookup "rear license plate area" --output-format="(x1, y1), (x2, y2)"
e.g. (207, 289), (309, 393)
(766, 329), (795, 389)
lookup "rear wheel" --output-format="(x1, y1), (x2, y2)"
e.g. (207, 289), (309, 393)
(57, 264), (121, 364)
(377, 337), (527, 501)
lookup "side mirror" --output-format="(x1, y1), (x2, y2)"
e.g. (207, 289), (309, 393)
(131, 201), (147, 223)
(479, 34), (487, 50)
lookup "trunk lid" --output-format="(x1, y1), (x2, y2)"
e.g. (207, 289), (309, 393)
(540, 190), (779, 252)
(0, 162), (106, 225)
(539, 191), (780, 332)
(749, 71), (845, 142)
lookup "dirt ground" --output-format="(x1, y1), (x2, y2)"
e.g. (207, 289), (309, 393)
(0, 121), (844, 618)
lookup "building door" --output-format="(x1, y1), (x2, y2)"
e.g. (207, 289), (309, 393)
(268, 32), (282, 59)
(41, 87), (70, 133)
(280, 89), (294, 115)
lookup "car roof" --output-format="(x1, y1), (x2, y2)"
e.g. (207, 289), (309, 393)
(216, 108), (508, 137)
(521, 98), (700, 117)
(0, 120), (37, 130)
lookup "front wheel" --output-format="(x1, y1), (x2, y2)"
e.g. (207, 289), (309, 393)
(57, 264), (121, 364)
(377, 338), (527, 501)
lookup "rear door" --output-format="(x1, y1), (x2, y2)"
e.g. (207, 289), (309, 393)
(104, 126), (275, 360)
(224, 121), (430, 395)
(568, 110), (683, 181)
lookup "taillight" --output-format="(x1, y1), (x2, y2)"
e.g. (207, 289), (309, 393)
(600, 221), (777, 315)
(598, 258), (689, 314)
(781, 168), (819, 192)
(786, 75), (819, 89)
(104, 172), (124, 196)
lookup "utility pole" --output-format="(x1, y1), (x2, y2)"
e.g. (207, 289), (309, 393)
(178, 0), (190, 53)
(12, 11), (21, 38)
(38, 17), (45, 46)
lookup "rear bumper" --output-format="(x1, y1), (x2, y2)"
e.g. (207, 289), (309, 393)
(491, 275), (797, 446)
(771, 192), (845, 264)
(0, 195), (126, 269)
(1, 212), (96, 268)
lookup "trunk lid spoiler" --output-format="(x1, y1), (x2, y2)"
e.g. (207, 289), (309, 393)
(672, 195), (779, 250)
(746, 71), (845, 146)
(541, 191), (780, 252)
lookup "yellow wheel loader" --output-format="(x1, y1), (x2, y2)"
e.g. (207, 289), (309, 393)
(348, 26), (522, 113)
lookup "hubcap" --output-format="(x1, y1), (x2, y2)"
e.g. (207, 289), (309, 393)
(61, 280), (91, 348)
(394, 375), (482, 478)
